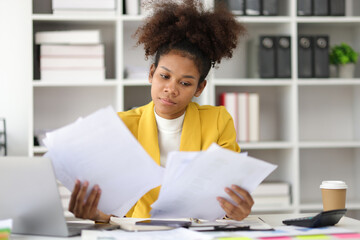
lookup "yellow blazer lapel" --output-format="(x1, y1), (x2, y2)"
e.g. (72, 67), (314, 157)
(180, 102), (202, 151)
(137, 101), (160, 165)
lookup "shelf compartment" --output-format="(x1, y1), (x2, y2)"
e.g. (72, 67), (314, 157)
(33, 87), (117, 139)
(123, 86), (151, 111)
(246, 149), (295, 195)
(298, 23), (360, 79)
(299, 148), (360, 205)
(215, 85), (294, 142)
(122, 21), (151, 79)
(33, 20), (116, 80)
(299, 85), (360, 141)
(214, 22), (292, 79)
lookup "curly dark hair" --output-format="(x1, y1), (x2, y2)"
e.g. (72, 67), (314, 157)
(134, 0), (246, 84)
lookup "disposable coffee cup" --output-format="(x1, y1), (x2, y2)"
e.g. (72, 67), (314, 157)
(320, 181), (347, 211)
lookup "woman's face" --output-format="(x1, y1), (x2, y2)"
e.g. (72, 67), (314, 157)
(149, 51), (206, 119)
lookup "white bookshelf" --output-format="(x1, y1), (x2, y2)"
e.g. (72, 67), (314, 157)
(29, 0), (360, 219)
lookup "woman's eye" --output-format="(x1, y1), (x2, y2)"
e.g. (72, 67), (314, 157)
(160, 74), (169, 79)
(180, 82), (191, 86)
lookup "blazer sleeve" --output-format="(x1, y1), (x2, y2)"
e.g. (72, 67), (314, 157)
(217, 106), (241, 153)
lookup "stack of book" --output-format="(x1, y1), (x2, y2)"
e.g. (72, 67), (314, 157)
(252, 182), (291, 208)
(52, 0), (116, 15)
(35, 30), (105, 82)
(220, 92), (260, 142)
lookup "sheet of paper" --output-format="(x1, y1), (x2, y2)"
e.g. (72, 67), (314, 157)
(82, 228), (213, 240)
(43, 106), (164, 217)
(150, 143), (277, 220)
(221, 225), (355, 238)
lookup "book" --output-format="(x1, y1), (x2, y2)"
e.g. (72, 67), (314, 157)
(53, 9), (116, 16)
(220, 92), (260, 143)
(52, 0), (116, 10)
(40, 69), (105, 81)
(220, 92), (238, 138)
(252, 182), (290, 196)
(253, 195), (290, 207)
(40, 57), (104, 69)
(248, 93), (259, 142)
(125, 0), (139, 15)
(40, 44), (104, 57)
(238, 93), (249, 142)
(35, 30), (101, 45)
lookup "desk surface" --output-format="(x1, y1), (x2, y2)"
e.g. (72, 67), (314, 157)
(10, 213), (360, 240)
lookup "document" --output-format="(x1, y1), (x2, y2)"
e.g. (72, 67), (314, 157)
(82, 228), (213, 240)
(44, 106), (276, 220)
(43, 106), (164, 217)
(109, 215), (272, 232)
(150, 144), (277, 220)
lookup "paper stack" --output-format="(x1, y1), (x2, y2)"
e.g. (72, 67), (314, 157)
(52, 0), (116, 15)
(35, 30), (106, 82)
(252, 182), (291, 209)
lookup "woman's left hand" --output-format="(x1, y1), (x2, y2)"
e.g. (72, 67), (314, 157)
(217, 185), (254, 221)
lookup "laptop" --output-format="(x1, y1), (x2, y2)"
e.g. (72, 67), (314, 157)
(0, 157), (118, 237)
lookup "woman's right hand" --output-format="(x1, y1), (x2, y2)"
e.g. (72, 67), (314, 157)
(69, 179), (110, 223)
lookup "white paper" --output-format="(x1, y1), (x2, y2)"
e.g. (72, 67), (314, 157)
(43, 106), (164, 216)
(82, 228), (213, 240)
(221, 225), (354, 238)
(150, 143), (277, 220)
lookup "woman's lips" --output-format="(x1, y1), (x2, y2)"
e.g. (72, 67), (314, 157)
(160, 98), (176, 105)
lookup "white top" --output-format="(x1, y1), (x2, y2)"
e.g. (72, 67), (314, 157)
(154, 110), (185, 167)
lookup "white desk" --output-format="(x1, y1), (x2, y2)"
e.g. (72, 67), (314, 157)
(10, 213), (360, 240)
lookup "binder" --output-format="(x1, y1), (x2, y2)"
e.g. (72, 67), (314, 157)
(226, 0), (245, 15)
(262, 0), (278, 16)
(298, 36), (313, 78)
(259, 36), (276, 78)
(276, 36), (291, 78)
(313, 36), (329, 78)
(245, 0), (261, 15)
(313, 0), (328, 16)
(329, 0), (345, 16)
(297, 0), (312, 16)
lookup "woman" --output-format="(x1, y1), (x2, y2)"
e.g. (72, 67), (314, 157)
(69, 0), (253, 222)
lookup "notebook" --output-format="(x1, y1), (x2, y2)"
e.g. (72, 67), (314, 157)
(0, 156), (118, 237)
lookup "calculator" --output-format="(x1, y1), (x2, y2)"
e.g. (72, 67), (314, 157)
(282, 209), (347, 228)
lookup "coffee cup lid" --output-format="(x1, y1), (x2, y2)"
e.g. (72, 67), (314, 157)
(320, 181), (347, 189)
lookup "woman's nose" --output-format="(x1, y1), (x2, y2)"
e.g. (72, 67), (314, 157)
(164, 80), (179, 96)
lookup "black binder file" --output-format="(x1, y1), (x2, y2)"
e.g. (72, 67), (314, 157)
(298, 36), (313, 78)
(276, 36), (291, 78)
(259, 36), (276, 78)
(314, 36), (329, 78)
(313, 0), (328, 16)
(297, 0), (312, 16)
(262, 0), (278, 16)
(227, 0), (245, 15)
(245, 0), (261, 15)
(329, 0), (345, 16)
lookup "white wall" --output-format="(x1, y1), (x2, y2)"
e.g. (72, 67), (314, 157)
(0, 0), (32, 155)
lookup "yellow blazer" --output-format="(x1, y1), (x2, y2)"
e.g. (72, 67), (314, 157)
(118, 101), (240, 218)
